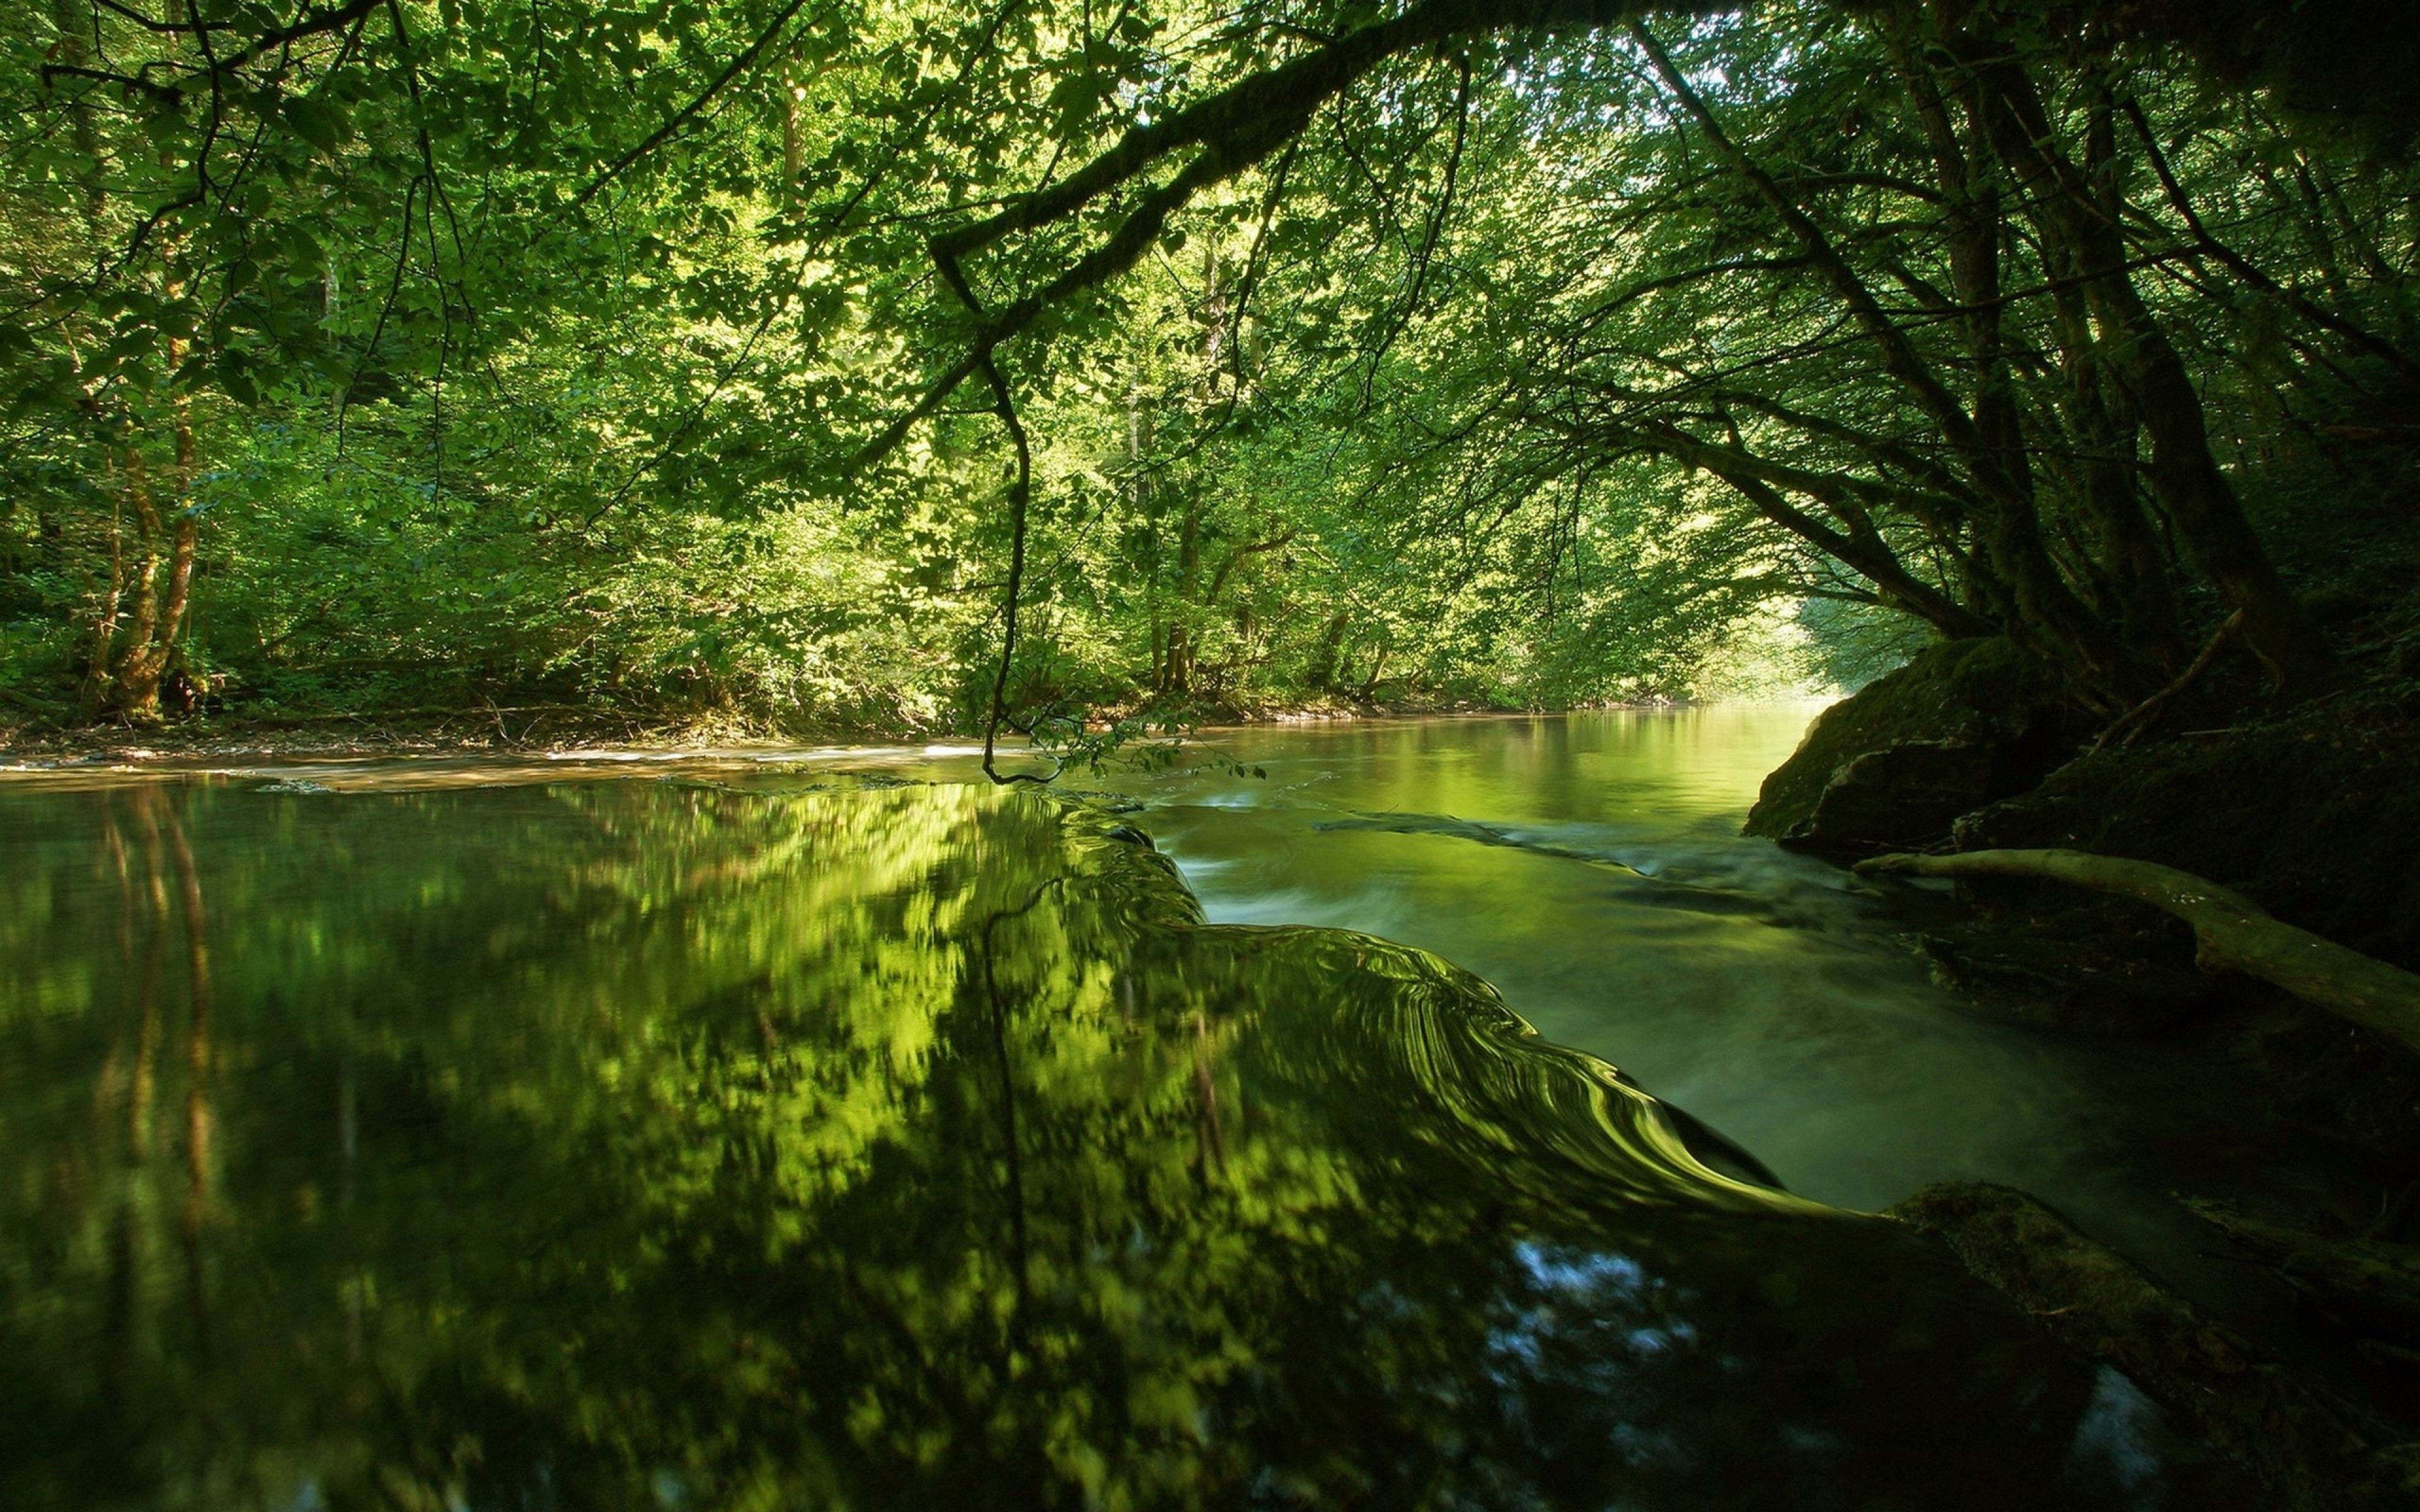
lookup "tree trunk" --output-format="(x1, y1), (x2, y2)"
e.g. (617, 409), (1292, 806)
(112, 405), (199, 723)
(1162, 495), (1203, 696)
(1962, 38), (2336, 694)
(2119, 329), (2334, 692)
(781, 71), (804, 185)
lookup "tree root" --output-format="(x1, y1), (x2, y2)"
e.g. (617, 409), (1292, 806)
(1893, 1181), (2420, 1511)
(2186, 1197), (2420, 1345)
(2087, 608), (2243, 757)
(1855, 847), (2420, 1057)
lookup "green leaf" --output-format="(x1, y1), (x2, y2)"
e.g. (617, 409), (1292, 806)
(218, 353), (260, 407)
(284, 96), (351, 156)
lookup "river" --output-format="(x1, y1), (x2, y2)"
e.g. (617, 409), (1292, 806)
(783, 704), (2373, 1325)
(1090, 710), (2386, 1306)
(0, 706), (2361, 1506)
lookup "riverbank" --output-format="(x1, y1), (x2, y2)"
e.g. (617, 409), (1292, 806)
(1757, 639), (2420, 1140)
(0, 707), (761, 765)
(0, 691), (1731, 767)
(1745, 633), (2420, 1479)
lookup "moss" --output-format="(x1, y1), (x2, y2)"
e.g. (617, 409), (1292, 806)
(1744, 638), (2080, 844)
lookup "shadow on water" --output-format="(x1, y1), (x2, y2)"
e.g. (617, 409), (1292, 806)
(0, 777), (2250, 1508)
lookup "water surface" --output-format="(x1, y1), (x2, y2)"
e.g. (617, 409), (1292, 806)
(1093, 711), (2383, 1337)
(0, 772), (2246, 1508)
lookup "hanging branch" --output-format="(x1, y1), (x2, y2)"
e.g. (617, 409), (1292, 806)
(1219, 138), (1300, 402)
(40, 0), (382, 94)
(1357, 49), (1472, 413)
(337, 175), (417, 450)
(2119, 99), (2419, 384)
(976, 353), (1052, 786)
(851, 0), (1662, 475)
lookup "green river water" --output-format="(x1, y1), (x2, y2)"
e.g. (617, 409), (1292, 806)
(1, 706), (2355, 1508)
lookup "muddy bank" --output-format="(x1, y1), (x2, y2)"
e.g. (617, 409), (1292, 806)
(0, 704), (740, 762)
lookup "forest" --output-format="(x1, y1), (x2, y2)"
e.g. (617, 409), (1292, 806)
(3, 0), (2411, 749)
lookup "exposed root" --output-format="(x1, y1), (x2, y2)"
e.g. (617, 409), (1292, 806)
(1892, 1181), (2420, 1511)
(2087, 608), (2244, 757)
(1856, 847), (2420, 1057)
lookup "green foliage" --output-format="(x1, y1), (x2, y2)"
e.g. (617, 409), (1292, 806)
(0, 0), (2412, 732)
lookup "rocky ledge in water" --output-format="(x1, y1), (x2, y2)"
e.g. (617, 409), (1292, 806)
(1743, 638), (2089, 853)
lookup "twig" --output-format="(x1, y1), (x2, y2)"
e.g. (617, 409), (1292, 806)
(2087, 609), (2244, 757)
(572, 0), (820, 207)
(975, 353), (1053, 788)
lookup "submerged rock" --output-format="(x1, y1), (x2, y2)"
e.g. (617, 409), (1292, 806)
(1901, 917), (2221, 1036)
(1894, 1181), (2420, 1512)
(1745, 638), (2083, 850)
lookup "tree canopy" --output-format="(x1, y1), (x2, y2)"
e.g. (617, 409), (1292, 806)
(2, 0), (2413, 735)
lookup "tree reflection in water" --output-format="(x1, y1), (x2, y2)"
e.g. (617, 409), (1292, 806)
(0, 778), (2244, 1509)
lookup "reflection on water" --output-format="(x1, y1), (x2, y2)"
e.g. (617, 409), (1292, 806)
(0, 777), (2244, 1508)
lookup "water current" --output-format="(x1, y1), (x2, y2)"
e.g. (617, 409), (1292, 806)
(0, 707), (2343, 1507)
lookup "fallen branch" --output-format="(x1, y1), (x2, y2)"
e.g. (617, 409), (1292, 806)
(0, 685), (69, 718)
(1855, 847), (2420, 1055)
